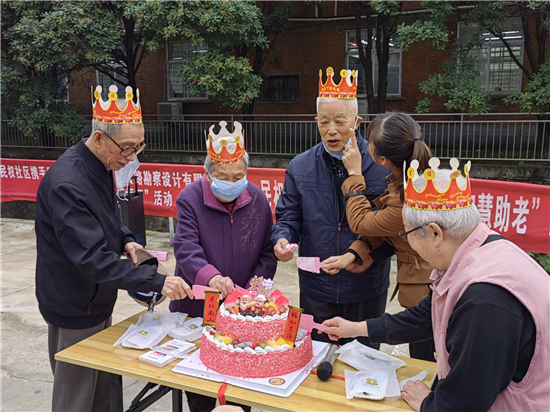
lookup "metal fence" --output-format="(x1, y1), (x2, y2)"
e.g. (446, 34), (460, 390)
(2, 113), (549, 161)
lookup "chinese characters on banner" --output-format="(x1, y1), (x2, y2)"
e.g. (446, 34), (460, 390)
(203, 291), (220, 327)
(470, 179), (549, 252)
(283, 306), (303, 346)
(1, 158), (549, 253)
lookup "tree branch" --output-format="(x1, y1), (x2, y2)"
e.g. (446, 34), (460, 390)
(92, 64), (128, 84)
(489, 28), (532, 81)
(534, 6), (548, 70)
(519, 4), (538, 74)
(355, 2), (374, 114)
(134, 44), (147, 73)
(388, 2), (403, 36)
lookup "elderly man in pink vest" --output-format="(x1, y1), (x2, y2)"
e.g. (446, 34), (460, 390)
(323, 158), (549, 412)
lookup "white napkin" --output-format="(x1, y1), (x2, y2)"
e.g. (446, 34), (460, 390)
(336, 340), (406, 371)
(113, 312), (186, 349)
(399, 369), (431, 390)
(169, 317), (204, 342)
(339, 340), (405, 401)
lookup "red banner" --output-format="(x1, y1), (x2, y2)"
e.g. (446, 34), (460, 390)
(2, 158), (549, 253)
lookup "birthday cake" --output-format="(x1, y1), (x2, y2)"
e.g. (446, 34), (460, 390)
(199, 280), (313, 379)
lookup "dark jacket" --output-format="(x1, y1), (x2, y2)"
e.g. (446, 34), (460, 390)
(35, 139), (166, 329)
(271, 136), (392, 304)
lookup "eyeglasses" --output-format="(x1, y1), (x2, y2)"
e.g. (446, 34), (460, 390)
(399, 226), (424, 242)
(102, 131), (146, 157)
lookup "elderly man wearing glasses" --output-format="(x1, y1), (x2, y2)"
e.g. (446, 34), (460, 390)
(323, 162), (550, 412)
(35, 86), (192, 412)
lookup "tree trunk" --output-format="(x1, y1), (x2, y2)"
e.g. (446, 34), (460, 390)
(376, 14), (390, 113)
(354, 2), (375, 115)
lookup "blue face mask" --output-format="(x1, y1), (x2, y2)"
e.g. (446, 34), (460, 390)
(323, 143), (344, 160)
(322, 137), (353, 161)
(208, 173), (249, 202)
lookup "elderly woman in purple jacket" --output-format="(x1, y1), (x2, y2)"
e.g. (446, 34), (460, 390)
(170, 120), (276, 412)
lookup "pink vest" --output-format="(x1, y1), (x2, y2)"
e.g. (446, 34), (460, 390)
(430, 223), (549, 411)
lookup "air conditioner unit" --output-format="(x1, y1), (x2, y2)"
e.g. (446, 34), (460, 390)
(157, 102), (183, 121)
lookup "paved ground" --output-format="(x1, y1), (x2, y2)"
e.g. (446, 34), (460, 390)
(0, 218), (407, 412)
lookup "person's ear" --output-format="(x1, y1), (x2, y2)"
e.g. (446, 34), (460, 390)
(355, 116), (363, 128)
(314, 116), (319, 124)
(428, 223), (445, 247)
(92, 131), (103, 149)
(377, 156), (390, 168)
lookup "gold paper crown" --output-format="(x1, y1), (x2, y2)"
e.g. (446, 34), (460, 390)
(318, 67), (358, 99)
(404, 157), (473, 211)
(205, 121), (245, 165)
(92, 85), (142, 124)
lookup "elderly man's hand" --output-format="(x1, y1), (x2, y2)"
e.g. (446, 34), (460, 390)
(209, 274), (234, 298)
(346, 254), (374, 273)
(322, 253), (356, 275)
(274, 238), (294, 262)
(321, 316), (368, 341)
(162, 277), (193, 301)
(402, 381), (431, 412)
(342, 131), (363, 176)
(124, 242), (144, 264)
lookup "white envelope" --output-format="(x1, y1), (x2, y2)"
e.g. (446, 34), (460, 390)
(336, 340), (406, 372)
(345, 369), (401, 401)
(114, 312), (187, 349)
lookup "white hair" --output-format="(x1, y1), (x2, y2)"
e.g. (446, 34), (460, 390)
(316, 97), (358, 117)
(404, 169), (481, 239)
(91, 119), (142, 139)
(204, 152), (249, 176)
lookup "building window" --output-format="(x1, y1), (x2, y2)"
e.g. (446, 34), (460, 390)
(259, 75), (299, 102)
(346, 30), (402, 96)
(167, 41), (208, 100)
(459, 21), (524, 94)
(96, 66), (126, 100)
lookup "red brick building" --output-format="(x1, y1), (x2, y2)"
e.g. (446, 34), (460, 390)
(68, 1), (546, 117)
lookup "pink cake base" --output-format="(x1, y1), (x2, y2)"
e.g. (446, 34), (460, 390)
(200, 335), (313, 379)
(217, 313), (286, 346)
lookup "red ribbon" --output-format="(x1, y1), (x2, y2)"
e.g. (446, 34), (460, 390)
(217, 382), (228, 405)
(310, 370), (345, 381)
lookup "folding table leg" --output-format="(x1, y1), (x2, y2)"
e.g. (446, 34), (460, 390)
(109, 374), (123, 412)
(172, 389), (183, 412)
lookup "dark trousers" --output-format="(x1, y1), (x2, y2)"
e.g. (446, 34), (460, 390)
(48, 317), (112, 412)
(299, 290), (388, 349)
(186, 392), (251, 412)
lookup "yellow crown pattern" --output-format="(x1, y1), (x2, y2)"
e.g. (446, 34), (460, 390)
(404, 157), (473, 211)
(318, 67), (358, 99)
(205, 121), (245, 165)
(92, 85), (142, 124)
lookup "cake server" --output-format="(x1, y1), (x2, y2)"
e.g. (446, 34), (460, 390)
(296, 257), (326, 274)
(299, 313), (326, 332)
(192, 285), (220, 300)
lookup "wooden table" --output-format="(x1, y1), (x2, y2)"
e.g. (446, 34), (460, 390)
(56, 312), (437, 412)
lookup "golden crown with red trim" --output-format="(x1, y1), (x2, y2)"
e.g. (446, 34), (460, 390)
(205, 121), (245, 165)
(404, 157), (473, 211)
(92, 85), (142, 124)
(318, 67), (358, 99)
